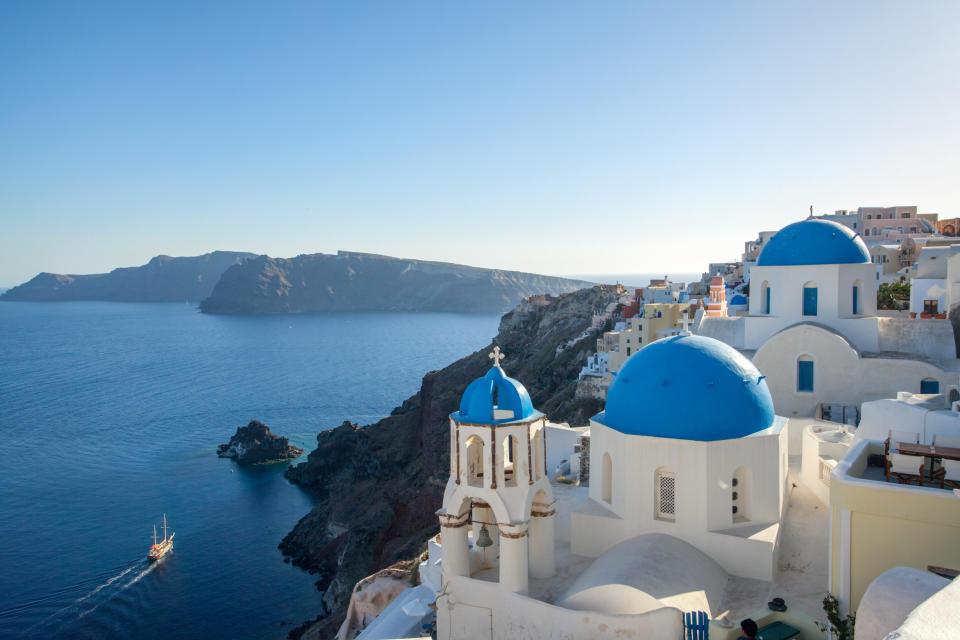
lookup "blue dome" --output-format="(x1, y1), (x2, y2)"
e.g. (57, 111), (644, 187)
(454, 366), (537, 424)
(757, 219), (870, 266)
(597, 335), (775, 441)
(729, 294), (748, 305)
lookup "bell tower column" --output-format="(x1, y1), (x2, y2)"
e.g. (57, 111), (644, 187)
(498, 523), (529, 594)
(528, 503), (556, 579)
(439, 511), (470, 588)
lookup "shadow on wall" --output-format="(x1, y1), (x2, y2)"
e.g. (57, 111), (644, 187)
(949, 305), (960, 358)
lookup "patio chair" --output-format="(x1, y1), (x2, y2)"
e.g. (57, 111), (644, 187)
(886, 453), (924, 485)
(932, 434), (960, 449)
(886, 430), (920, 455)
(932, 459), (960, 490)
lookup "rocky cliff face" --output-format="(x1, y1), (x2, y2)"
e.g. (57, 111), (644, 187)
(1, 251), (257, 302)
(199, 250), (593, 314)
(279, 285), (619, 638)
(217, 420), (305, 465)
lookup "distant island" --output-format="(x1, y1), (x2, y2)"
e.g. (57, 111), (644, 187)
(217, 420), (304, 465)
(1, 251), (256, 303)
(199, 251), (593, 314)
(3, 249), (593, 313)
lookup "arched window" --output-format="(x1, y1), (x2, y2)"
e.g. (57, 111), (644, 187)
(465, 435), (485, 487)
(761, 281), (771, 314)
(655, 467), (676, 522)
(601, 453), (612, 503)
(921, 378), (940, 394)
(503, 434), (519, 487)
(852, 280), (863, 315)
(797, 355), (814, 392)
(802, 282), (818, 317)
(732, 466), (752, 522)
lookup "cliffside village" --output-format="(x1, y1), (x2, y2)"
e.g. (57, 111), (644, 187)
(336, 206), (960, 640)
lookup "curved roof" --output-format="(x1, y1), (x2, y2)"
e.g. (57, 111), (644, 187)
(557, 534), (729, 616)
(453, 366), (537, 424)
(596, 334), (775, 441)
(728, 294), (748, 306)
(757, 219), (870, 266)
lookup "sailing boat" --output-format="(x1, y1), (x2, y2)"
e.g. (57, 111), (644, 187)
(147, 513), (175, 561)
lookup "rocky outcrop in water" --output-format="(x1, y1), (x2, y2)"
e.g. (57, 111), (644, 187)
(217, 420), (304, 465)
(279, 285), (620, 639)
(1, 251), (256, 302)
(199, 250), (593, 314)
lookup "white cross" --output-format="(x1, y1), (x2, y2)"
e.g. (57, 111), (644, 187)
(489, 346), (505, 367)
(681, 313), (692, 333)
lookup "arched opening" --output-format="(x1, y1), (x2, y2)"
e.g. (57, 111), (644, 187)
(503, 434), (519, 487)
(601, 453), (612, 503)
(852, 280), (863, 315)
(528, 488), (555, 579)
(921, 378), (940, 395)
(797, 355), (814, 392)
(802, 282), (818, 317)
(761, 281), (771, 315)
(655, 467), (676, 522)
(949, 388), (959, 404)
(465, 435), (485, 487)
(732, 466), (752, 522)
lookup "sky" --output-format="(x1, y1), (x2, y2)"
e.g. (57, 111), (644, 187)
(1, 1), (958, 287)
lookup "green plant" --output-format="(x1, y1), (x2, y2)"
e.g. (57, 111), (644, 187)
(823, 594), (855, 640)
(877, 281), (910, 310)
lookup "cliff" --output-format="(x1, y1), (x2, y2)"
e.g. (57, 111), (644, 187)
(279, 285), (620, 638)
(217, 420), (305, 465)
(1, 251), (256, 302)
(199, 250), (593, 314)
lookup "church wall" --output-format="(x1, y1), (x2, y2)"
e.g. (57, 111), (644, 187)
(876, 316), (956, 359)
(438, 576), (683, 640)
(577, 424), (782, 581)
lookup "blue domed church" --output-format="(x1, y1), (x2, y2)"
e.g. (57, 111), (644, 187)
(699, 218), (958, 417)
(570, 333), (789, 581)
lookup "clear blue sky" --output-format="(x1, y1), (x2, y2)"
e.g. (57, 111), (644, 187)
(1, 1), (958, 287)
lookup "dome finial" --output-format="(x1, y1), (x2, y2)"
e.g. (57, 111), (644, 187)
(489, 345), (506, 368)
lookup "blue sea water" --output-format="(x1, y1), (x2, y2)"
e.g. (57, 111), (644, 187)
(0, 302), (499, 640)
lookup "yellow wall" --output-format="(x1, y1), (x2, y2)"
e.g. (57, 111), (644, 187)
(830, 452), (960, 610)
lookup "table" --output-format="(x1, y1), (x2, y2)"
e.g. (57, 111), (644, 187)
(757, 620), (800, 640)
(897, 442), (960, 461)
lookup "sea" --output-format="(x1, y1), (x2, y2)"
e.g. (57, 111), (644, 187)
(0, 301), (500, 640)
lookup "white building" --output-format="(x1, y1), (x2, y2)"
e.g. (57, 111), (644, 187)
(698, 219), (960, 417)
(908, 243), (960, 317)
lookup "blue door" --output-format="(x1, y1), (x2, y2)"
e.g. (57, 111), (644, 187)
(853, 285), (860, 315)
(921, 379), (940, 394)
(798, 360), (814, 392)
(765, 287), (771, 314)
(803, 287), (818, 316)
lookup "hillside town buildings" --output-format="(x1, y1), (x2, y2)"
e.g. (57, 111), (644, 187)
(342, 205), (960, 640)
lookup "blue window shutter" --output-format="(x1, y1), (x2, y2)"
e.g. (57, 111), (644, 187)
(765, 287), (771, 314)
(853, 286), (859, 315)
(798, 360), (814, 392)
(921, 379), (940, 394)
(803, 287), (818, 316)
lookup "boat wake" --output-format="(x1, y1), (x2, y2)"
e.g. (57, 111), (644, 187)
(19, 555), (164, 636)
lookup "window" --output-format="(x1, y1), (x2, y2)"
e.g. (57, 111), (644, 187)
(602, 453), (612, 503)
(761, 281), (771, 314)
(852, 281), (862, 315)
(802, 283), (818, 316)
(797, 357), (814, 392)
(923, 300), (939, 315)
(655, 468), (676, 521)
(921, 379), (940, 394)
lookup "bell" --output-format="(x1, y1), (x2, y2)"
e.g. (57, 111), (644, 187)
(476, 524), (493, 548)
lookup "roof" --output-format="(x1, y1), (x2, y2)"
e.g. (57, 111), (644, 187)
(757, 219), (871, 266)
(595, 334), (776, 441)
(452, 366), (538, 424)
(728, 294), (747, 305)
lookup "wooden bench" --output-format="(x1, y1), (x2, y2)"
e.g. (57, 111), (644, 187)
(758, 620), (801, 640)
